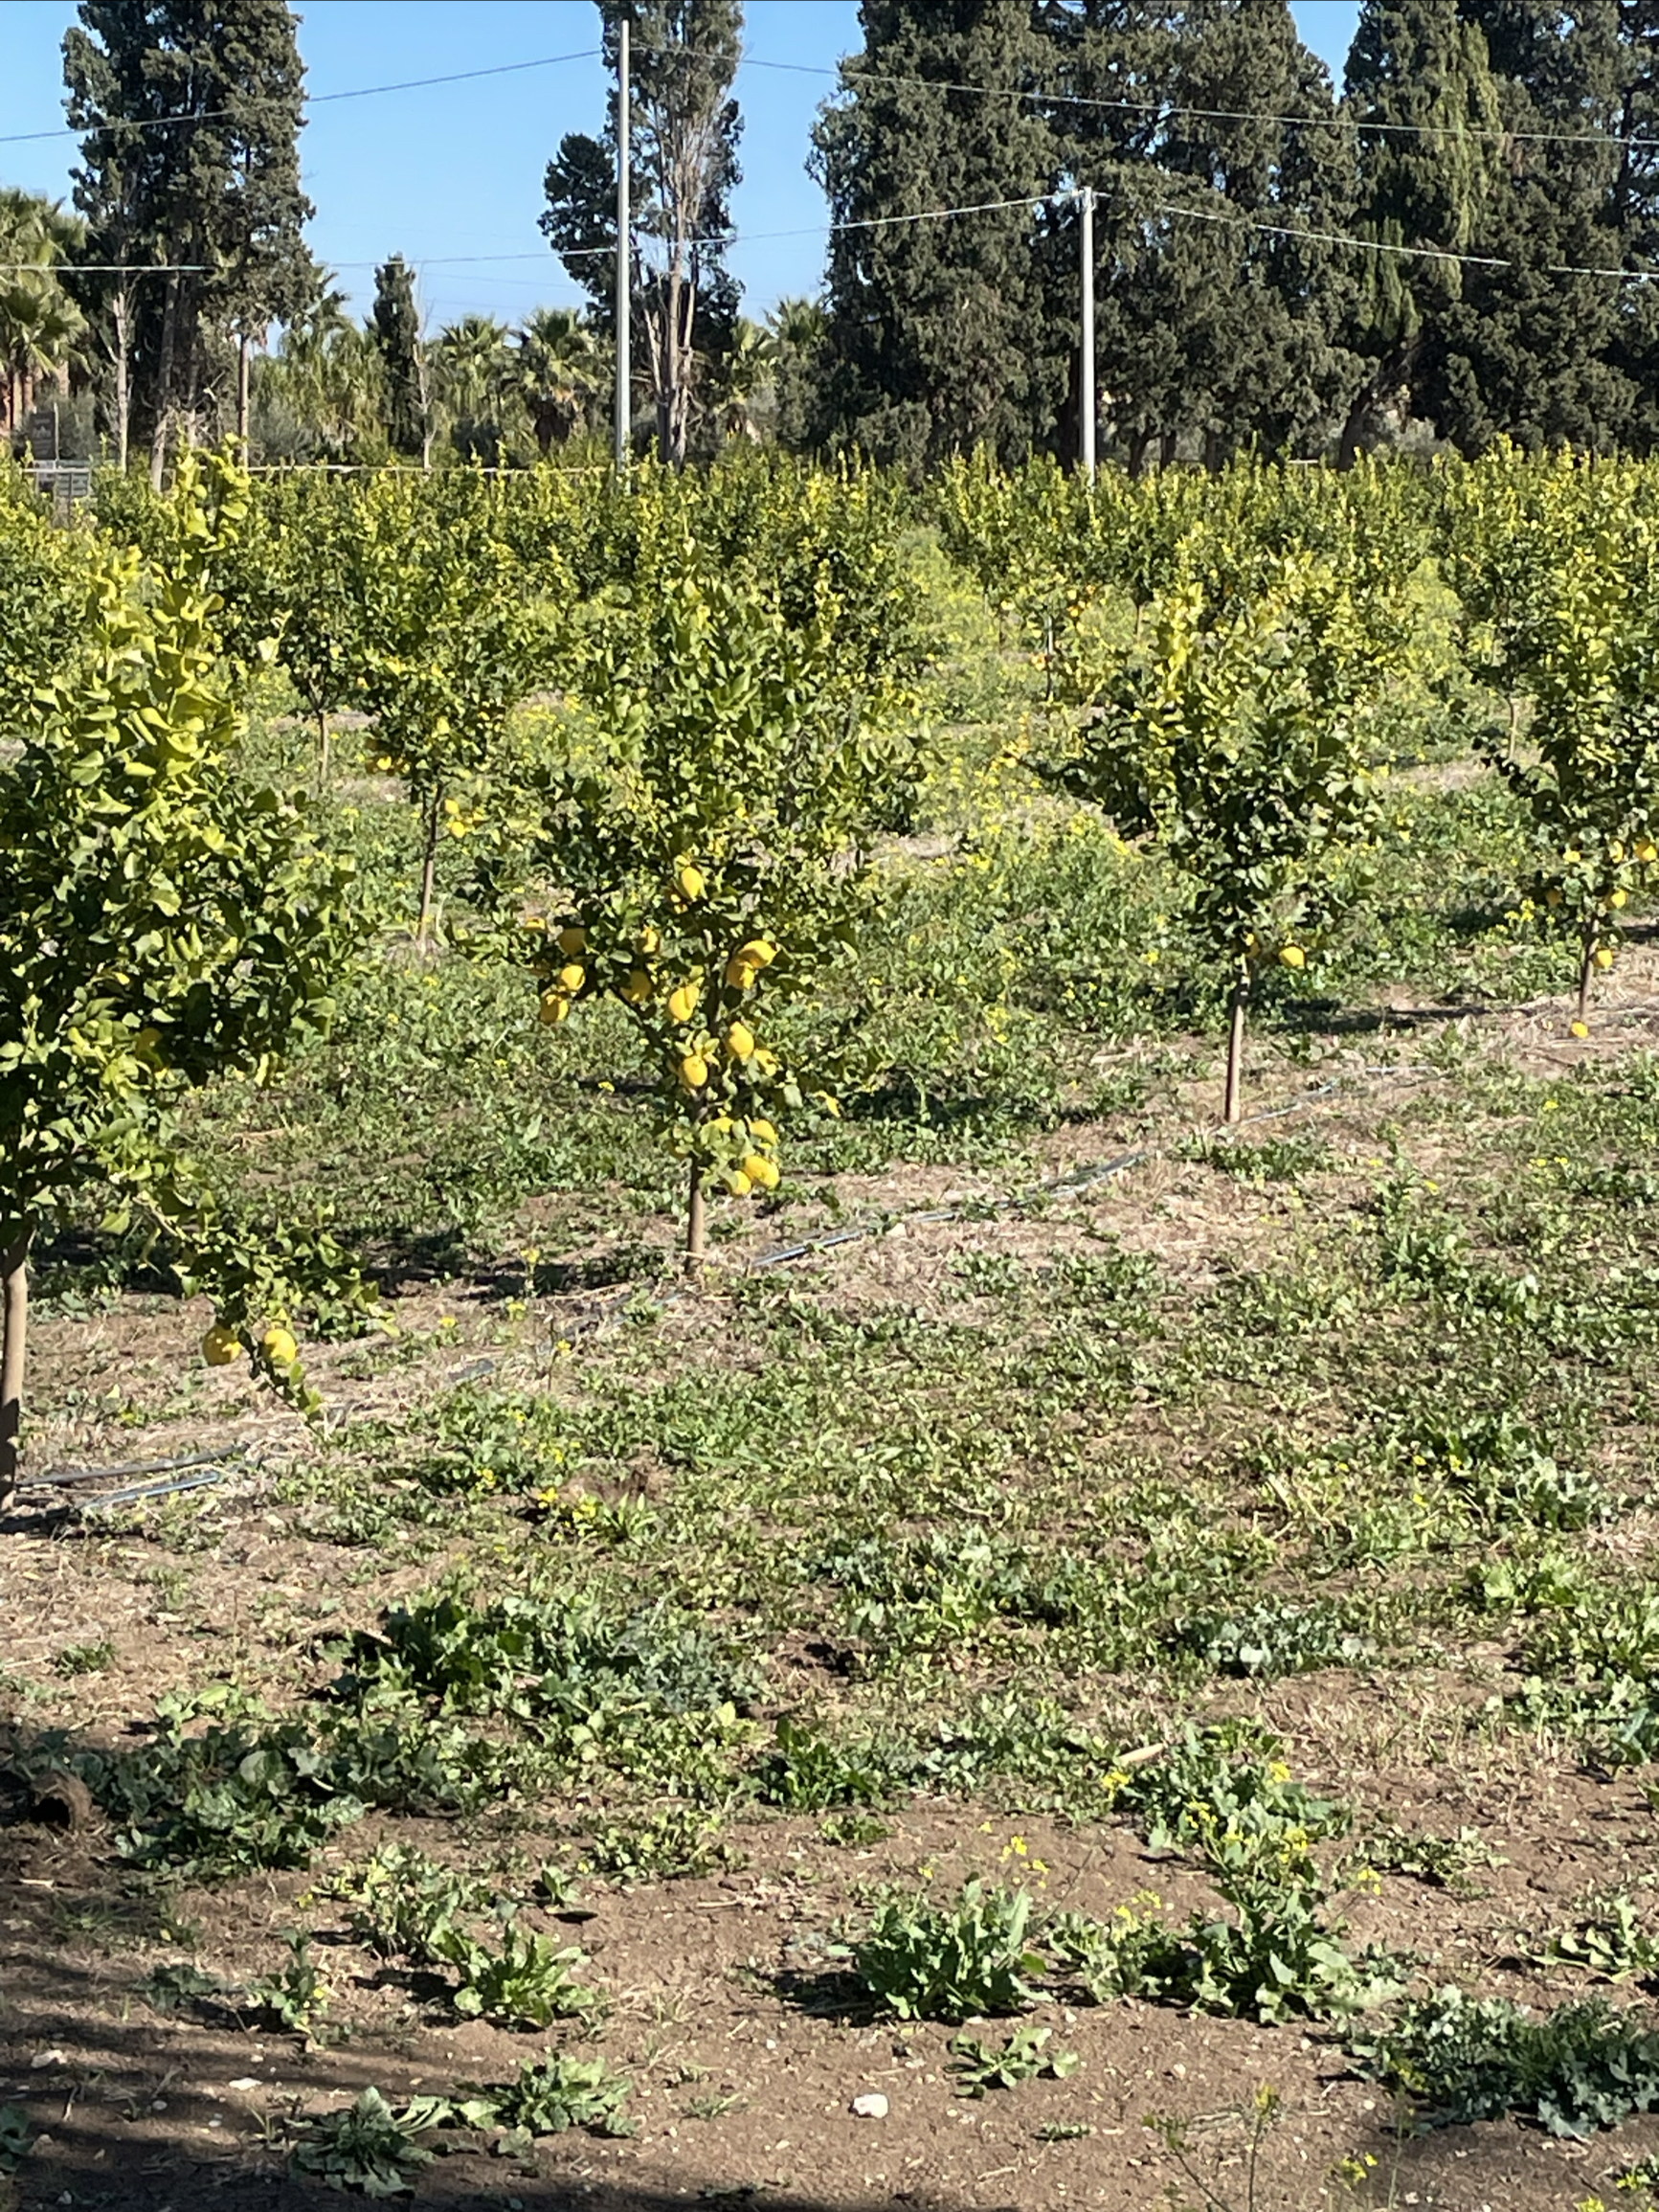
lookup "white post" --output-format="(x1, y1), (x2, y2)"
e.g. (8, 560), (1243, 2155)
(615, 12), (631, 471)
(1080, 185), (1096, 484)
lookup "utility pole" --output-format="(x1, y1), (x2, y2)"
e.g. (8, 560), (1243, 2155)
(1080, 185), (1096, 483)
(615, 11), (631, 472)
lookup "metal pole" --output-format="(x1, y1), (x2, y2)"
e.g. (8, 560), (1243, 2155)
(1080, 186), (1096, 483)
(615, 12), (631, 471)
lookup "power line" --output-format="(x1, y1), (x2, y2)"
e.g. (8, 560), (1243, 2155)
(0, 45), (599, 147)
(689, 40), (1659, 158)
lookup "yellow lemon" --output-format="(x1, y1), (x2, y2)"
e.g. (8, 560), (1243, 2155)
(681, 1053), (709, 1091)
(1609, 890), (1628, 910)
(1279, 945), (1305, 969)
(261, 1325), (299, 1367)
(729, 1169), (753, 1197)
(667, 980), (701, 1025)
(727, 1021), (755, 1059)
(821, 1095), (841, 1117)
(743, 1155), (780, 1190)
(621, 968), (654, 1005)
(201, 1322), (242, 1366)
(725, 957), (759, 990)
(1571, 1020), (1590, 1039)
(677, 864), (706, 902)
(539, 989), (572, 1025)
(559, 962), (586, 991)
(1609, 841), (1625, 864)
(747, 1117), (778, 1144)
(736, 938), (776, 968)
(557, 925), (587, 957)
(1564, 846), (1581, 863)
(1636, 842), (1658, 864)
(639, 924), (661, 955)
(1595, 947), (1615, 968)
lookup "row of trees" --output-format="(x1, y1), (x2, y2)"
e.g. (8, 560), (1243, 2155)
(10, 0), (1659, 477)
(814, 0), (1659, 469)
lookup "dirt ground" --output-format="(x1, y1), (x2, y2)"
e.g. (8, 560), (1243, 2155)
(7, 970), (1659, 2212)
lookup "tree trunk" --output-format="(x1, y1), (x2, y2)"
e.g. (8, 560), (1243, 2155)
(317, 708), (330, 792)
(1223, 967), (1249, 1126)
(685, 1159), (706, 1268)
(150, 267), (181, 490)
(416, 790), (442, 943)
(1577, 933), (1596, 1027)
(237, 332), (251, 447)
(0, 1224), (32, 1507)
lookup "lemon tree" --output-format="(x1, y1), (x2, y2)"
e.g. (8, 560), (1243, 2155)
(347, 472), (554, 942)
(0, 459), (362, 1499)
(235, 471), (369, 789)
(496, 544), (922, 1261)
(1056, 535), (1400, 1121)
(1446, 456), (1659, 1028)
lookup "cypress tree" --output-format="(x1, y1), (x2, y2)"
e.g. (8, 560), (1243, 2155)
(1419, 0), (1634, 449)
(810, 0), (1064, 470)
(1339, 0), (1506, 456)
(370, 256), (429, 462)
(64, 0), (314, 481)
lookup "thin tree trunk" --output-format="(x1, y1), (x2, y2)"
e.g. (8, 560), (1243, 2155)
(316, 708), (330, 792)
(1223, 968), (1249, 1125)
(685, 1160), (706, 1268)
(150, 267), (181, 490)
(236, 332), (251, 447)
(416, 790), (442, 944)
(1578, 933), (1596, 1027)
(0, 1224), (32, 1506)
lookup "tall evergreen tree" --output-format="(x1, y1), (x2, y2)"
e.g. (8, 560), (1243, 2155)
(64, 0), (314, 482)
(1339, 0), (1506, 458)
(1417, 0), (1634, 448)
(370, 255), (429, 462)
(810, 0), (1064, 470)
(1050, 0), (1355, 466)
(542, 0), (743, 467)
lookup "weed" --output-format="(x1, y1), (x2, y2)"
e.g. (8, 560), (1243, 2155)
(1366, 1823), (1506, 1898)
(1541, 1893), (1659, 1984)
(0, 2107), (33, 2175)
(1350, 1985), (1659, 2136)
(50, 1639), (116, 1677)
(950, 2021), (1079, 2096)
(1167, 1599), (1373, 1679)
(467, 2053), (634, 2138)
(755, 1715), (895, 1809)
(289, 2088), (447, 2197)
(852, 1879), (1044, 2022)
(250, 1930), (334, 2040)
(138, 1961), (224, 2017)
(439, 1919), (602, 2030)
(580, 1804), (736, 1882)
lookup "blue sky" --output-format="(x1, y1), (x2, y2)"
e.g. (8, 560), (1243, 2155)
(1, 0), (1362, 327)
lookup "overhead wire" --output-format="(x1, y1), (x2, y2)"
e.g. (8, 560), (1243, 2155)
(0, 45), (601, 146)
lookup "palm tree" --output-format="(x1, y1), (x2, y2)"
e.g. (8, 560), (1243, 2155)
(0, 190), (86, 440)
(256, 277), (387, 460)
(517, 305), (609, 455)
(434, 315), (512, 458)
(712, 316), (775, 441)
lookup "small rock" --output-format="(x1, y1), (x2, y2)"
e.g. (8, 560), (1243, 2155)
(850, 2092), (888, 2120)
(227, 2078), (260, 2092)
(31, 2048), (66, 2069)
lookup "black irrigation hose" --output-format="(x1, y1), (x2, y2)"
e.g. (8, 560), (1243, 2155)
(23, 1444), (249, 1491)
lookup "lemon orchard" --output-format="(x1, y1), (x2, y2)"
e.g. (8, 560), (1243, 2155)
(1057, 531), (1407, 1121)
(0, 457), (361, 1498)
(347, 472), (554, 942)
(1446, 453), (1659, 1027)
(501, 546), (923, 1260)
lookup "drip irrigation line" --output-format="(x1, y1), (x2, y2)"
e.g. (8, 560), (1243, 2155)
(82, 1469), (233, 1511)
(23, 1443), (248, 1490)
